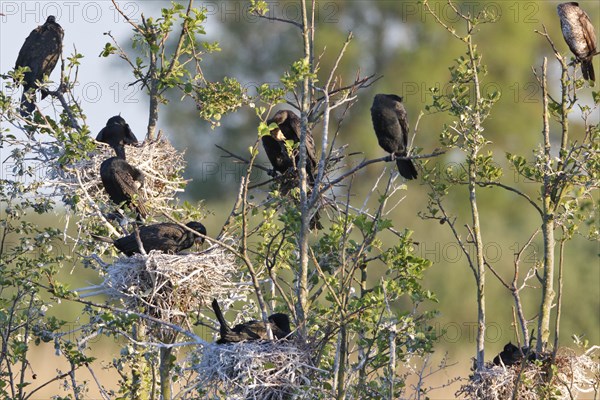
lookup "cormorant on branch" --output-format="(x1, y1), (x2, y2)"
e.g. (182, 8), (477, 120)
(557, 2), (598, 82)
(370, 94), (418, 180)
(92, 221), (207, 256)
(264, 110), (318, 182)
(211, 299), (292, 344)
(263, 109), (322, 229)
(261, 134), (294, 176)
(14, 16), (63, 116)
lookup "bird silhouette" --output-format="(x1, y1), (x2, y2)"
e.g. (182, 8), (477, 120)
(96, 115), (139, 148)
(263, 110), (322, 229)
(97, 116), (147, 219)
(492, 342), (536, 367)
(263, 110), (318, 182)
(212, 299), (292, 344)
(14, 16), (63, 116)
(370, 94), (418, 180)
(92, 221), (206, 256)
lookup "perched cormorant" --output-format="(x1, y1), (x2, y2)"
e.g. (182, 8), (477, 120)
(100, 152), (147, 219)
(370, 94), (418, 180)
(212, 299), (292, 344)
(262, 110), (322, 229)
(96, 115), (139, 148)
(264, 110), (318, 182)
(14, 16), (64, 116)
(93, 221), (207, 256)
(97, 116), (147, 219)
(261, 134), (294, 176)
(557, 2), (598, 81)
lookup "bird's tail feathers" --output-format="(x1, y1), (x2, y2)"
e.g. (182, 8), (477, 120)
(20, 92), (35, 117)
(582, 60), (595, 82)
(395, 158), (418, 180)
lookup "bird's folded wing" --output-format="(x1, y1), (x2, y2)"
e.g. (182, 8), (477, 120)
(580, 12), (597, 56)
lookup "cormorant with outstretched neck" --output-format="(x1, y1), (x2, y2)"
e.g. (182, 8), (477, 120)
(92, 221), (207, 256)
(557, 2), (597, 82)
(370, 94), (418, 180)
(15, 16), (64, 116)
(211, 299), (292, 344)
(97, 116), (147, 219)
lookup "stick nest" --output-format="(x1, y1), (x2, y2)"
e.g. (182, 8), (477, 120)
(456, 347), (600, 400)
(49, 138), (187, 217)
(193, 340), (320, 399)
(98, 242), (238, 322)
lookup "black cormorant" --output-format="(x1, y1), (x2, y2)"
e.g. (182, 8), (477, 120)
(370, 94), (418, 180)
(93, 221), (207, 256)
(14, 16), (64, 116)
(264, 109), (318, 182)
(211, 299), (292, 344)
(96, 115), (139, 148)
(262, 109), (322, 229)
(97, 116), (147, 219)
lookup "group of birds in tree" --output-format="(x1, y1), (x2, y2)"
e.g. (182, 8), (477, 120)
(11, 4), (598, 348)
(95, 113), (289, 345)
(94, 115), (207, 255)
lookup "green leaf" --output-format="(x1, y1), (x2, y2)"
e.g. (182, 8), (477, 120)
(100, 43), (117, 57)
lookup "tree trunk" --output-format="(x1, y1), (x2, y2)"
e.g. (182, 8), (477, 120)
(537, 58), (556, 352)
(295, 0), (311, 339)
(159, 347), (173, 400)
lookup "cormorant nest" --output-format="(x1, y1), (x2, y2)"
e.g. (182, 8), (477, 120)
(81, 242), (239, 324)
(192, 339), (321, 400)
(456, 347), (599, 400)
(50, 138), (187, 218)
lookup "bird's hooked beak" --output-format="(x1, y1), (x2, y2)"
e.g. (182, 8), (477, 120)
(271, 128), (285, 141)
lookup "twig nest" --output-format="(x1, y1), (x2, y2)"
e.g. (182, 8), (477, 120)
(100, 243), (237, 322)
(193, 340), (320, 399)
(456, 347), (600, 400)
(50, 138), (187, 217)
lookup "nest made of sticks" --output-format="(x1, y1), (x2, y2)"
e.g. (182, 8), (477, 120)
(86, 242), (239, 323)
(456, 347), (600, 400)
(48, 138), (187, 217)
(193, 339), (320, 400)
